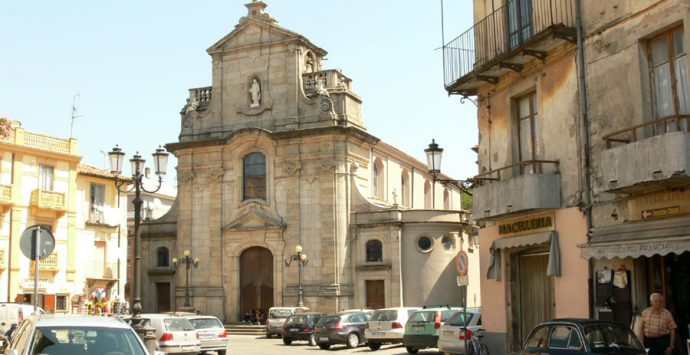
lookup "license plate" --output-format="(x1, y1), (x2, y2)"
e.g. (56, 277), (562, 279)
(413, 325), (425, 331)
(290, 328), (299, 332)
(443, 330), (454, 336)
(371, 331), (384, 337)
(319, 337), (329, 342)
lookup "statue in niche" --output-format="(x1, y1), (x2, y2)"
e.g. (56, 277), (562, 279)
(249, 78), (262, 108)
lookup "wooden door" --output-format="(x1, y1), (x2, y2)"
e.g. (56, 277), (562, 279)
(240, 247), (274, 314)
(365, 280), (385, 309)
(518, 253), (554, 345)
(156, 283), (171, 313)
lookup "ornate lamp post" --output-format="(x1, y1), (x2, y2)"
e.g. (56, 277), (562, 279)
(284, 245), (308, 307)
(425, 139), (473, 198)
(108, 145), (169, 318)
(172, 250), (199, 309)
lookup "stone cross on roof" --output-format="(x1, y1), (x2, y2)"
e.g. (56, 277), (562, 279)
(243, 0), (277, 24)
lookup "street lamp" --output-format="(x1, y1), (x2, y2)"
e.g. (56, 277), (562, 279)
(108, 145), (169, 318)
(284, 245), (308, 307)
(424, 139), (473, 196)
(172, 250), (200, 309)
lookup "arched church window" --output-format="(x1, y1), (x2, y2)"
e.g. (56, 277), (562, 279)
(443, 188), (451, 209)
(243, 152), (267, 201)
(366, 239), (383, 263)
(372, 158), (385, 200)
(157, 247), (170, 267)
(401, 170), (410, 207)
(424, 180), (432, 209)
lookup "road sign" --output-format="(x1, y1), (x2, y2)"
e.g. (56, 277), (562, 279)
(20, 225), (55, 261)
(456, 275), (469, 287)
(456, 250), (469, 276)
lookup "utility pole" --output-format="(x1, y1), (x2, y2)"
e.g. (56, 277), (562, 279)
(70, 94), (84, 138)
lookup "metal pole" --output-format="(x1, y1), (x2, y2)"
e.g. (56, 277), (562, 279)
(132, 174), (143, 316)
(297, 254), (304, 307)
(33, 226), (40, 313)
(184, 258), (191, 308)
(463, 285), (468, 353)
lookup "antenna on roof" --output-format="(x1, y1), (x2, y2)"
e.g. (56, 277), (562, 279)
(70, 94), (84, 138)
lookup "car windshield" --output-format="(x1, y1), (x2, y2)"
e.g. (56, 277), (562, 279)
(164, 318), (196, 331)
(370, 310), (398, 321)
(584, 324), (644, 352)
(286, 315), (310, 326)
(445, 311), (474, 327)
(319, 316), (342, 325)
(189, 318), (223, 329)
(29, 326), (146, 355)
(409, 311), (436, 322)
(269, 309), (293, 319)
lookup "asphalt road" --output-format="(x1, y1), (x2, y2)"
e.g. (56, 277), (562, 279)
(226, 334), (444, 354)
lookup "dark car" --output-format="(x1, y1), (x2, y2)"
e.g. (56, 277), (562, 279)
(521, 319), (646, 355)
(282, 312), (325, 346)
(314, 312), (370, 350)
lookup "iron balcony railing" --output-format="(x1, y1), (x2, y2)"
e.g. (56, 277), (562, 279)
(603, 115), (690, 149)
(443, 0), (576, 88)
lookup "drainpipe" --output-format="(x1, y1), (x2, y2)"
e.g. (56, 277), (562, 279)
(7, 153), (15, 302)
(575, 0), (595, 319)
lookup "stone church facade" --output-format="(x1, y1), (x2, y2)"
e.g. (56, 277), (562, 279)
(140, 1), (477, 322)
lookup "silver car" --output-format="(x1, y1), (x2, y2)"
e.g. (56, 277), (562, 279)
(365, 307), (421, 350)
(135, 314), (201, 355)
(185, 316), (227, 355)
(265, 307), (308, 338)
(437, 309), (483, 355)
(2, 314), (156, 355)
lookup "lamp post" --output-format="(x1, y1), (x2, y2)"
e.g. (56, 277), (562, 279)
(284, 245), (308, 307)
(424, 139), (473, 198)
(108, 145), (169, 318)
(172, 250), (199, 309)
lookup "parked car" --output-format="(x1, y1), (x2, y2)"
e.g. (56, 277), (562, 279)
(0, 304), (45, 348)
(314, 311), (370, 350)
(265, 307), (308, 338)
(520, 319), (646, 354)
(135, 314), (201, 354)
(365, 307), (421, 350)
(281, 312), (324, 346)
(402, 306), (463, 354)
(2, 314), (158, 355)
(437, 308), (483, 354)
(184, 315), (228, 355)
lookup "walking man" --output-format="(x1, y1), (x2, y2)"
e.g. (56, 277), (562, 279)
(640, 293), (677, 355)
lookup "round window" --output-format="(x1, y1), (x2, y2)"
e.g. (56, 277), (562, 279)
(441, 235), (455, 251)
(416, 235), (434, 252)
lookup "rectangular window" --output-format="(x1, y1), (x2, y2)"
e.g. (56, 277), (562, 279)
(508, 0), (533, 49)
(55, 295), (68, 312)
(516, 92), (540, 173)
(649, 27), (689, 134)
(90, 183), (106, 223)
(39, 165), (54, 191)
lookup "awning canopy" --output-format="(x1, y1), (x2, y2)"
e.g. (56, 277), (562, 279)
(487, 231), (560, 281)
(579, 216), (690, 259)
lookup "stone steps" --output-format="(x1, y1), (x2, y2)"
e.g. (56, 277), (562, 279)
(225, 323), (266, 336)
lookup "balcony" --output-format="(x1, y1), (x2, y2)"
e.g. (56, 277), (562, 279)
(601, 115), (690, 194)
(30, 189), (66, 217)
(0, 185), (13, 213)
(181, 86), (212, 114)
(302, 70), (352, 97)
(30, 253), (59, 273)
(443, 0), (576, 95)
(472, 160), (561, 220)
(0, 126), (77, 154)
(85, 261), (118, 280)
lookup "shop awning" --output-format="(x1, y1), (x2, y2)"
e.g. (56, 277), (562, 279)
(487, 231), (560, 281)
(579, 216), (690, 259)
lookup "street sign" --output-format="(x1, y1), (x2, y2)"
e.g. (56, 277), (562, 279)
(456, 275), (468, 287)
(456, 250), (469, 276)
(20, 225), (55, 261)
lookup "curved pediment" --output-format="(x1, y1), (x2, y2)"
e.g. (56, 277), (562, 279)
(223, 201), (286, 231)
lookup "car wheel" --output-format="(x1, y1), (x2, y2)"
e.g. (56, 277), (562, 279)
(308, 333), (317, 346)
(318, 343), (331, 350)
(368, 342), (382, 350)
(346, 333), (360, 349)
(282, 337), (292, 345)
(406, 346), (419, 354)
(217, 351), (226, 355)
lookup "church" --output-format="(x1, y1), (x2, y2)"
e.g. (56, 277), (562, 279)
(139, 1), (478, 322)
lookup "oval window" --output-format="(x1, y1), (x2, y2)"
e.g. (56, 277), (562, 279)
(441, 235), (455, 251)
(416, 235), (434, 252)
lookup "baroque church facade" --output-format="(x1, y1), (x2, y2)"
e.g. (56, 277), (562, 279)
(140, 1), (477, 322)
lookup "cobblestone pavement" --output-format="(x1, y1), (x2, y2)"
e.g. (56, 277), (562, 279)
(225, 334), (445, 355)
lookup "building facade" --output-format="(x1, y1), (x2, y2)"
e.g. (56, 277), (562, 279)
(140, 1), (479, 320)
(444, 0), (690, 353)
(0, 121), (128, 313)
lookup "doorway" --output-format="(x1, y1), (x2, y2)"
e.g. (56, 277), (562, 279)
(510, 250), (554, 351)
(665, 252), (690, 354)
(366, 280), (385, 309)
(240, 247), (274, 316)
(156, 282), (171, 313)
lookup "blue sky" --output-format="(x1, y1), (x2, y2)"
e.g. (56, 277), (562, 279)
(0, 1), (476, 181)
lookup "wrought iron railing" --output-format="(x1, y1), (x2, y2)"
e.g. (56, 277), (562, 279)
(472, 160), (560, 185)
(443, 0), (576, 88)
(603, 115), (690, 149)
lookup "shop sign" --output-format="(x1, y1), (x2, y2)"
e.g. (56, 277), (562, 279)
(629, 190), (690, 221)
(498, 212), (555, 237)
(582, 239), (690, 259)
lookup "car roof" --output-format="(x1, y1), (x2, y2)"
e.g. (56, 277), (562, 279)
(373, 307), (421, 311)
(415, 306), (463, 311)
(289, 312), (323, 316)
(539, 318), (626, 327)
(184, 315), (221, 320)
(138, 313), (189, 319)
(34, 315), (132, 329)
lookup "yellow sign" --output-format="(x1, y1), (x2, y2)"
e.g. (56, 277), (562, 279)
(498, 212), (555, 237)
(628, 190), (690, 221)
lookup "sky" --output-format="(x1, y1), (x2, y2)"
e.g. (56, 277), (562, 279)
(0, 1), (477, 182)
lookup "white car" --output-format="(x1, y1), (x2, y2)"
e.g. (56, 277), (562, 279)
(135, 314), (201, 354)
(2, 314), (157, 355)
(437, 308), (483, 355)
(365, 307), (421, 350)
(185, 315), (228, 355)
